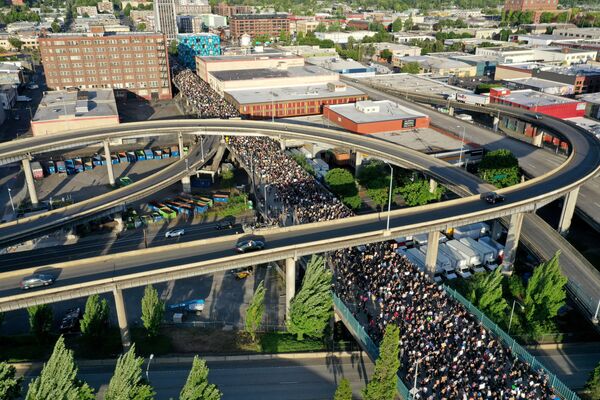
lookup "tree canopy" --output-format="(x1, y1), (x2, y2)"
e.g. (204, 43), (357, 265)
(141, 284), (165, 337)
(179, 356), (222, 400)
(27, 304), (52, 342)
(466, 268), (508, 323)
(105, 345), (155, 400)
(585, 361), (600, 400)
(0, 362), (22, 400)
(477, 149), (520, 188)
(362, 324), (400, 400)
(333, 378), (353, 400)
(80, 294), (110, 341)
(287, 255), (333, 340)
(245, 280), (266, 342)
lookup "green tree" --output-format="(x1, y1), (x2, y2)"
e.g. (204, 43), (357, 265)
(179, 356), (221, 400)
(333, 378), (352, 400)
(27, 304), (52, 342)
(391, 17), (403, 32)
(221, 169), (235, 189)
(26, 336), (94, 400)
(0, 362), (22, 400)
(404, 16), (413, 31)
(315, 22), (327, 32)
(400, 61), (420, 74)
(137, 22), (146, 31)
(380, 49), (392, 62)
(80, 294), (110, 341)
(123, 3), (131, 16)
(325, 168), (357, 198)
(585, 362), (600, 400)
(141, 284), (165, 337)
(523, 251), (568, 335)
(244, 280), (266, 342)
(477, 149), (520, 188)
(362, 324), (400, 400)
(105, 344), (155, 400)
(396, 179), (444, 207)
(8, 37), (22, 51)
(466, 268), (508, 323)
(287, 255), (333, 340)
(168, 40), (178, 55)
(51, 21), (61, 32)
(291, 153), (315, 176)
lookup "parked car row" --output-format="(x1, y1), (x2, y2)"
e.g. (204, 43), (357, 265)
(30, 145), (188, 180)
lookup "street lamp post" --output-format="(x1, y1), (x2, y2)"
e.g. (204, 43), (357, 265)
(145, 354), (154, 382)
(383, 161), (393, 232)
(200, 135), (205, 161)
(508, 299), (525, 335)
(457, 125), (466, 169)
(411, 356), (425, 399)
(7, 187), (15, 213)
(263, 183), (271, 220)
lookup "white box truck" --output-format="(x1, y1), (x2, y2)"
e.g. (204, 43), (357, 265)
(460, 237), (497, 271)
(453, 222), (490, 240)
(439, 243), (472, 278)
(479, 236), (505, 259)
(446, 240), (483, 269)
(418, 245), (457, 280)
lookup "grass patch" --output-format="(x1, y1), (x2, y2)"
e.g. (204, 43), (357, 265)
(0, 335), (56, 362)
(259, 332), (326, 353)
(131, 327), (173, 356)
(205, 194), (250, 219)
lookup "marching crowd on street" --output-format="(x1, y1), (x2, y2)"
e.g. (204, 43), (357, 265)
(176, 76), (559, 400)
(173, 69), (240, 119)
(228, 136), (353, 224)
(333, 243), (558, 400)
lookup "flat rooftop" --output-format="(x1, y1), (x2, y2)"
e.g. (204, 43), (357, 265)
(360, 73), (470, 97)
(327, 100), (426, 124)
(210, 65), (336, 82)
(501, 89), (578, 107)
(33, 89), (118, 122)
(307, 56), (371, 71)
(504, 77), (573, 89)
(373, 128), (473, 154)
(226, 83), (365, 104)
(197, 52), (297, 63)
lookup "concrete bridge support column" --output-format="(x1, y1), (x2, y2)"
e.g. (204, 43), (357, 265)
(285, 257), (296, 320)
(113, 213), (124, 233)
(425, 231), (440, 277)
(491, 220), (502, 241)
(448, 106), (455, 116)
(558, 187), (579, 235)
(503, 212), (524, 270)
(21, 157), (38, 207)
(493, 116), (500, 132)
(113, 286), (131, 351)
(103, 140), (115, 187)
(429, 178), (438, 194)
(533, 129), (544, 148)
(353, 151), (364, 176)
(178, 133), (184, 159)
(181, 176), (191, 193)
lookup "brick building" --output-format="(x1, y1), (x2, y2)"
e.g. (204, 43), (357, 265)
(229, 13), (290, 40)
(503, 0), (561, 23)
(213, 2), (252, 17)
(489, 87), (585, 118)
(39, 29), (172, 100)
(324, 100), (430, 134)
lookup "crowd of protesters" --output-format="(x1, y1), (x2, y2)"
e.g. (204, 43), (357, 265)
(189, 87), (559, 399)
(173, 69), (239, 119)
(333, 242), (558, 399)
(227, 136), (353, 224)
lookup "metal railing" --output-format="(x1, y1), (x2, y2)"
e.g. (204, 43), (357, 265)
(333, 295), (412, 399)
(334, 292), (580, 400)
(443, 286), (581, 400)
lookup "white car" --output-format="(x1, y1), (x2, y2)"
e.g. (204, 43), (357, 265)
(27, 84), (39, 89)
(165, 228), (185, 238)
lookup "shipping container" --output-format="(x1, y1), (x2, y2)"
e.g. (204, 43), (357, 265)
(452, 223), (490, 240)
(136, 150), (146, 161)
(162, 147), (171, 158)
(170, 146), (180, 158)
(418, 245), (453, 272)
(194, 196), (213, 207)
(144, 149), (154, 160)
(191, 178), (212, 188)
(65, 159), (76, 175)
(446, 240), (484, 272)
(455, 92), (490, 106)
(31, 161), (44, 180)
(439, 243), (470, 276)
(479, 236), (505, 260)
(45, 160), (56, 175)
(460, 237), (496, 266)
(213, 194), (229, 203)
(165, 200), (192, 215)
(92, 154), (104, 166)
(127, 151), (137, 162)
(153, 148), (163, 158)
(83, 158), (93, 171)
(118, 152), (128, 163)
(56, 160), (66, 174)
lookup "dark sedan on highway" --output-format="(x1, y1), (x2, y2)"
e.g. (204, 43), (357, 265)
(235, 240), (265, 253)
(19, 273), (55, 290)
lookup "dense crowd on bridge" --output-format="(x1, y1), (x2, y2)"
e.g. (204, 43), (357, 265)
(228, 136), (353, 224)
(173, 69), (240, 119)
(333, 242), (558, 400)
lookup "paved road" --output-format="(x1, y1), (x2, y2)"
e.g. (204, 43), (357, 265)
(528, 343), (600, 390)
(17, 356), (373, 400)
(346, 78), (600, 229)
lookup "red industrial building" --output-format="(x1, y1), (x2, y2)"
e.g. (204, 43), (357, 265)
(323, 100), (430, 134)
(489, 87), (586, 119)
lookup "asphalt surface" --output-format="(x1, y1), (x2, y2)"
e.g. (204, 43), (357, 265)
(17, 356), (373, 400)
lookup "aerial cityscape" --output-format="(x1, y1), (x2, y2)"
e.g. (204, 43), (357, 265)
(0, 0), (599, 398)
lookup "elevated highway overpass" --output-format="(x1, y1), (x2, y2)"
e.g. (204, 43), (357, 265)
(0, 113), (598, 347)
